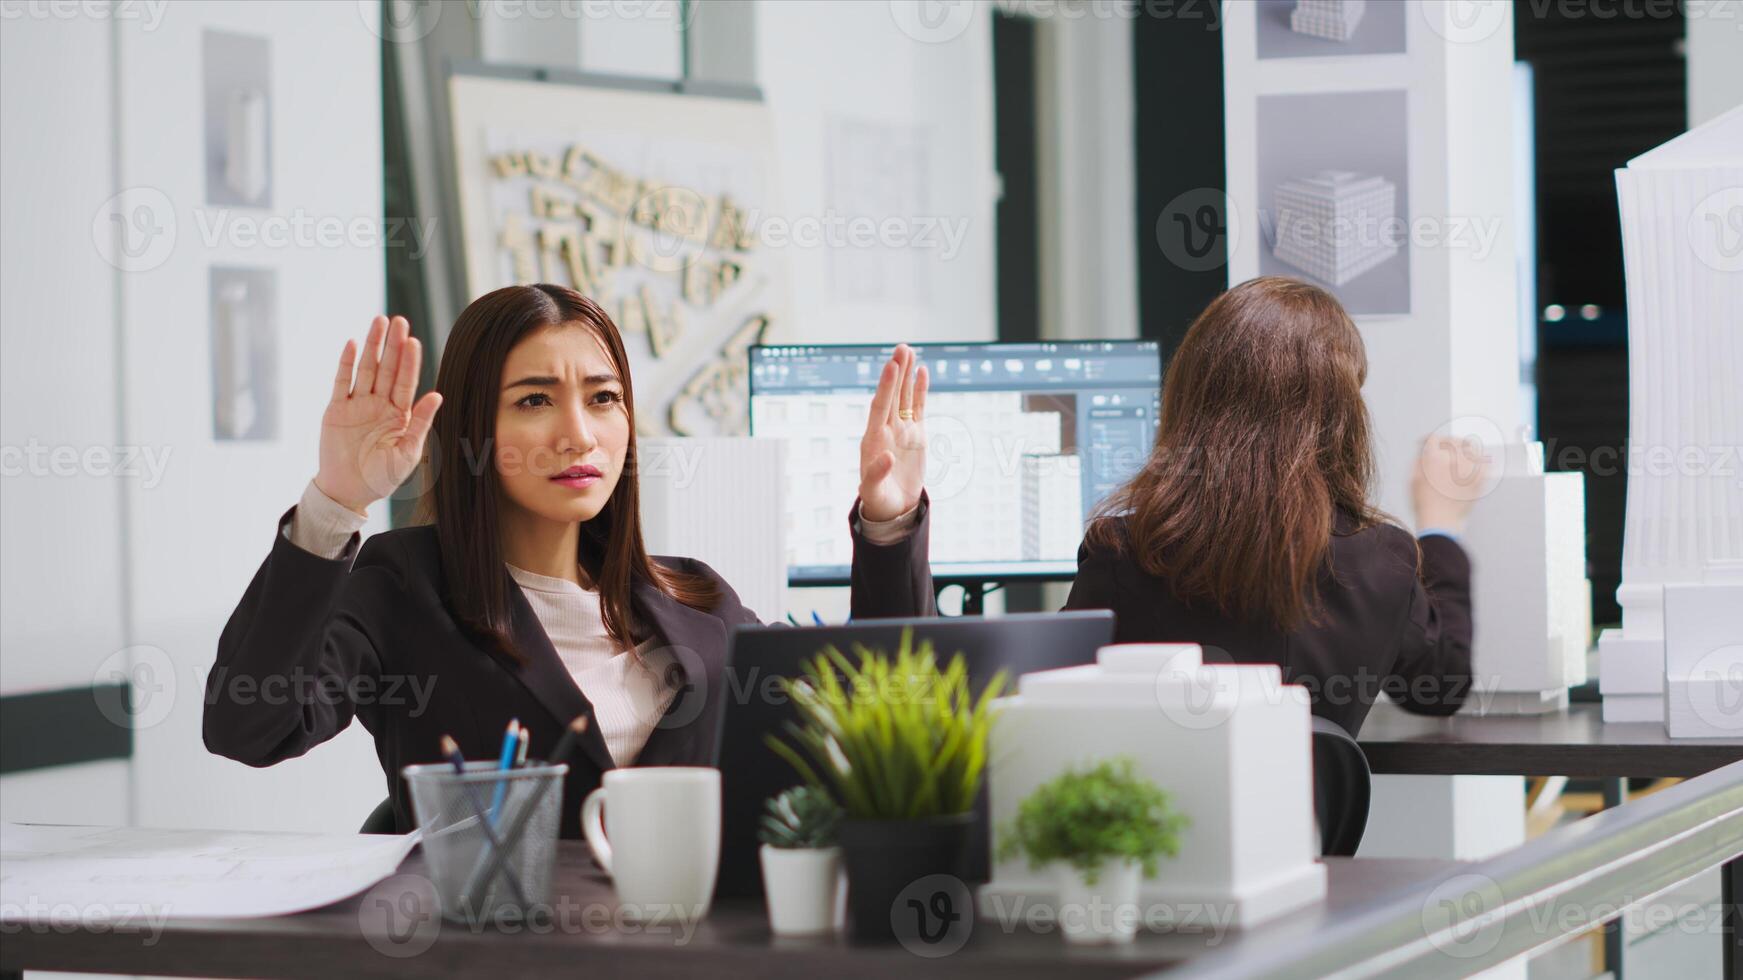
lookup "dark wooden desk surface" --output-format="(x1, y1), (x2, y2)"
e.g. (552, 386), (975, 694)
(0, 842), (1459, 980)
(1358, 701), (1743, 778)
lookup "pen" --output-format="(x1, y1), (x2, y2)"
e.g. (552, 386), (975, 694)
(811, 610), (825, 626)
(440, 734), (528, 906)
(488, 719), (519, 825)
(785, 612), (800, 626)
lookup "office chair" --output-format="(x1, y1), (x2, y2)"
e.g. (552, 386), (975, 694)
(359, 796), (399, 835)
(1310, 716), (1371, 857)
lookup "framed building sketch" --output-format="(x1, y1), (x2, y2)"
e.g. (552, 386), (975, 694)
(1255, 0), (1407, 59)
(1256, 89), (1411, 316)
(449, 72), (790, 437)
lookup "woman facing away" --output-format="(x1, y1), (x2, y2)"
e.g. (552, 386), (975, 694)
(202, 284), (931, 837)
(863, 275), (1486, 736)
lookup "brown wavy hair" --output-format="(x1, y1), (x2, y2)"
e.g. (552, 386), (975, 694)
(414, 283), (719, 661)
(1084, 276), (1386, 630)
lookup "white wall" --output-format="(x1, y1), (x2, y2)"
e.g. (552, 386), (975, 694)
(755, 0), (998, 350)
(115, 1), (390, 832)
(1, 2), (392, 834)
(1035, 13), (1139, 344)
(1687, 3), (1743, 128)
(0, 9), (132, 824)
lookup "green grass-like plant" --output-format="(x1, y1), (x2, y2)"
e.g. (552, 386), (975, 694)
(995, 758), (1189, 885)
(764, 627), (1006, 820)
(757, 786), (844, 849)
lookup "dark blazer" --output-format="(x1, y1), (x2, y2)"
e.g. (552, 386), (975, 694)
(202, 494), (933, 839)
(864, 511), (1472, 736)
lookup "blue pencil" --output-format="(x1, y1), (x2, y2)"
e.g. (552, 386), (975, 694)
(811, 610), (825, 626)
(488, 719), (520, 825)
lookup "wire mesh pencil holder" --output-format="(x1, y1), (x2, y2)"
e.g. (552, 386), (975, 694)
(403, 760), (568, 925)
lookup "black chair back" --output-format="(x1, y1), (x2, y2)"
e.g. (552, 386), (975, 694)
(1310, 716), (1371, 857)
(359, 796), (399, 835)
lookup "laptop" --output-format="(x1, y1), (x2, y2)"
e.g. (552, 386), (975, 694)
(712, 610), (1117, 899)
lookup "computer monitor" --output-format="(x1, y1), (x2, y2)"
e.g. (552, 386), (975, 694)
(748, 341), (1163, 586)
(712, 610), (1118, 899)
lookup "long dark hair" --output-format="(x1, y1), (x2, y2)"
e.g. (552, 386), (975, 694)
(1084, 276), (1386, 630)
(414, 283), (719, 661)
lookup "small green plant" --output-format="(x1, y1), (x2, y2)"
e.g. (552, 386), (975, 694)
(757, 786), (843, 849)
(995, 758), (1189, 885)
(764, 627), (1006, 820)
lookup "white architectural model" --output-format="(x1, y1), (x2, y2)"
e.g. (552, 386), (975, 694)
(1460, 443), (1592, 713)
(1290, 0), (1365, 42)
(1272, 171), (1398, 286)
(981, 644), (1327, 929)
(639, 437), (787, 624)
(1600, 106), (1743, 732)
(1664, 563), (1743, 738)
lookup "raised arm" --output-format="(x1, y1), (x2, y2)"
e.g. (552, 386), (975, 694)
(203, 316), (442, 764)
(1383, 435), (1486, 715)
(849, 344), (934, 619)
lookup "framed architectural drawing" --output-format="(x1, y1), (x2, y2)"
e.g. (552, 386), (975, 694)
(1256, 89), (1411, 316)
(449, 72), (790, 437)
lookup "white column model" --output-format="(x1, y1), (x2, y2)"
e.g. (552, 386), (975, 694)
(1601, 106), (1743, 732)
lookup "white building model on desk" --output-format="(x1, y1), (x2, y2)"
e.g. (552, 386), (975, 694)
(1600, 105), (1743, 736)
(1458, 442), (1592, 714)
(1272, 171), (1399, 286)
(980, 644), (1326, 929)
(1290, 0), (1365, 42)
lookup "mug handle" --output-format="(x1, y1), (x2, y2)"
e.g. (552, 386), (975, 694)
(581, 787), (613, 876)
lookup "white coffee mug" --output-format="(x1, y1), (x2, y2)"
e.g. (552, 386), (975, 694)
(581, 767), (720, 921)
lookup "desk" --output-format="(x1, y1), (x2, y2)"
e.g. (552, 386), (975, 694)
(1358, 700), (1743, 980)
(1358, 701), (1743, 778)
(0, 842), (1456, 979)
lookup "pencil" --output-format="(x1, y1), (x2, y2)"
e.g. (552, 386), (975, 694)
(548, 715), (589, 764)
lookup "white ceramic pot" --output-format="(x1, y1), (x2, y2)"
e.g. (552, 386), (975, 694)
(1053, 859), (1142, 945)
(759, 844), (844, 936)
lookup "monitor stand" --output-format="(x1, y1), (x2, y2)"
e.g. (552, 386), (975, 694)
(937, 580), (1003, 617)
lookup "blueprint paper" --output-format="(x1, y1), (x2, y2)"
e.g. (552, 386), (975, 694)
(0, 822), (419, 920)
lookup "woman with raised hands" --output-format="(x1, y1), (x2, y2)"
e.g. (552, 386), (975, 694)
(203, 283), (932, 837)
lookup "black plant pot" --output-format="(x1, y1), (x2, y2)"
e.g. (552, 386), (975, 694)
(838, 813), (974, 943)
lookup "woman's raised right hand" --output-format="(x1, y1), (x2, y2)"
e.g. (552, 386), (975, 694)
(313, 316), (443, 515)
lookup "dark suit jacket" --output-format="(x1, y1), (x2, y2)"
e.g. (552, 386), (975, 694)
(860, 510), (1472, 736)
(203, 494), (933, 838)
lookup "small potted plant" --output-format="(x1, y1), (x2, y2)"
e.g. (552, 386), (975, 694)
(758, 786), (845, 936)
(766, 628), (1005, 942)
(996, 758), (1189, 945)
